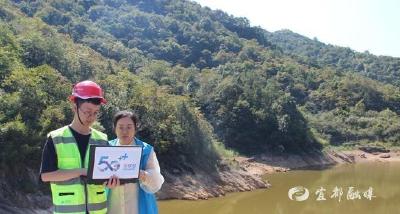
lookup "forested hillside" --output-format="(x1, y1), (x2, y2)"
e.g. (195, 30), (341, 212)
(1, 0), (400, 199)
(268, 30), (400, 86)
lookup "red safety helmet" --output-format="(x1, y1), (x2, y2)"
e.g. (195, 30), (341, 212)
(69, 80), (107, 104)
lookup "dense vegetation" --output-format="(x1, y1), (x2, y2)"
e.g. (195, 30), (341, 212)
(268, 30), (400, 87)
(1, 0), (400, 195)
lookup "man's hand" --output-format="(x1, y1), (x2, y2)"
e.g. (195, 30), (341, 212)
(41, 168), (88, 182)
(80, 168), (88, 176)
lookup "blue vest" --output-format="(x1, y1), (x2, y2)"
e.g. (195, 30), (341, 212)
(108, 138), (159, 214)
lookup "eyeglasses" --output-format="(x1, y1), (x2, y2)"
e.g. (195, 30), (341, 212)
(79, 108), (101, 118)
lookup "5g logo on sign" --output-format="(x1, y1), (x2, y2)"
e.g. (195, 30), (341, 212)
(97, 153), (136, 172)
(97, 156), (121, 172)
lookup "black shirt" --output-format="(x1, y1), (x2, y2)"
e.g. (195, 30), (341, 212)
(40, 126), (91, 174)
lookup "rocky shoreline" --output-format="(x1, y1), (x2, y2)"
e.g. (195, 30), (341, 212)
(156, 147), (400, 200)
(157, 164), (270, 200)
(2, 148), (399, 213)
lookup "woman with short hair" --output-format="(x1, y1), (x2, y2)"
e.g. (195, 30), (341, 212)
(108, 110), (164, 214)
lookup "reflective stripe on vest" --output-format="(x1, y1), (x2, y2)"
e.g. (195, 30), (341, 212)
(49, 126), (108, 214)
(54, 204), (86, 213)
(53, 201), (108, 214)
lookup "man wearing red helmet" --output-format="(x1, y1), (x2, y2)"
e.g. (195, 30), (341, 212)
(40, 80), (118, 214)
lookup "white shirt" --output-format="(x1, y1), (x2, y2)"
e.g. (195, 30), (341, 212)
(108, 141), (164, 214)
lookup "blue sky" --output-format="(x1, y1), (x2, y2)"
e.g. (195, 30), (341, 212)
(193, 0), (400, 58)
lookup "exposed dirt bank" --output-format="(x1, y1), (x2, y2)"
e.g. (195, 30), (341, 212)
(157, 148), (400, 200)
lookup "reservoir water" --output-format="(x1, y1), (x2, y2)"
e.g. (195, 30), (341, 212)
(159, 162), (400, 214)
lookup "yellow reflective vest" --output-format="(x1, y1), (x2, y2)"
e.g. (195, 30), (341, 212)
(48, 126), (108, 214)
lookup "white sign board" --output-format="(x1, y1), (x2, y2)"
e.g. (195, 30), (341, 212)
(88, 145), (143, 184)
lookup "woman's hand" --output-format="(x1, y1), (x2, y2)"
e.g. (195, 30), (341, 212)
(104, 175), (120, 188)
(139, 170), (148, 183)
